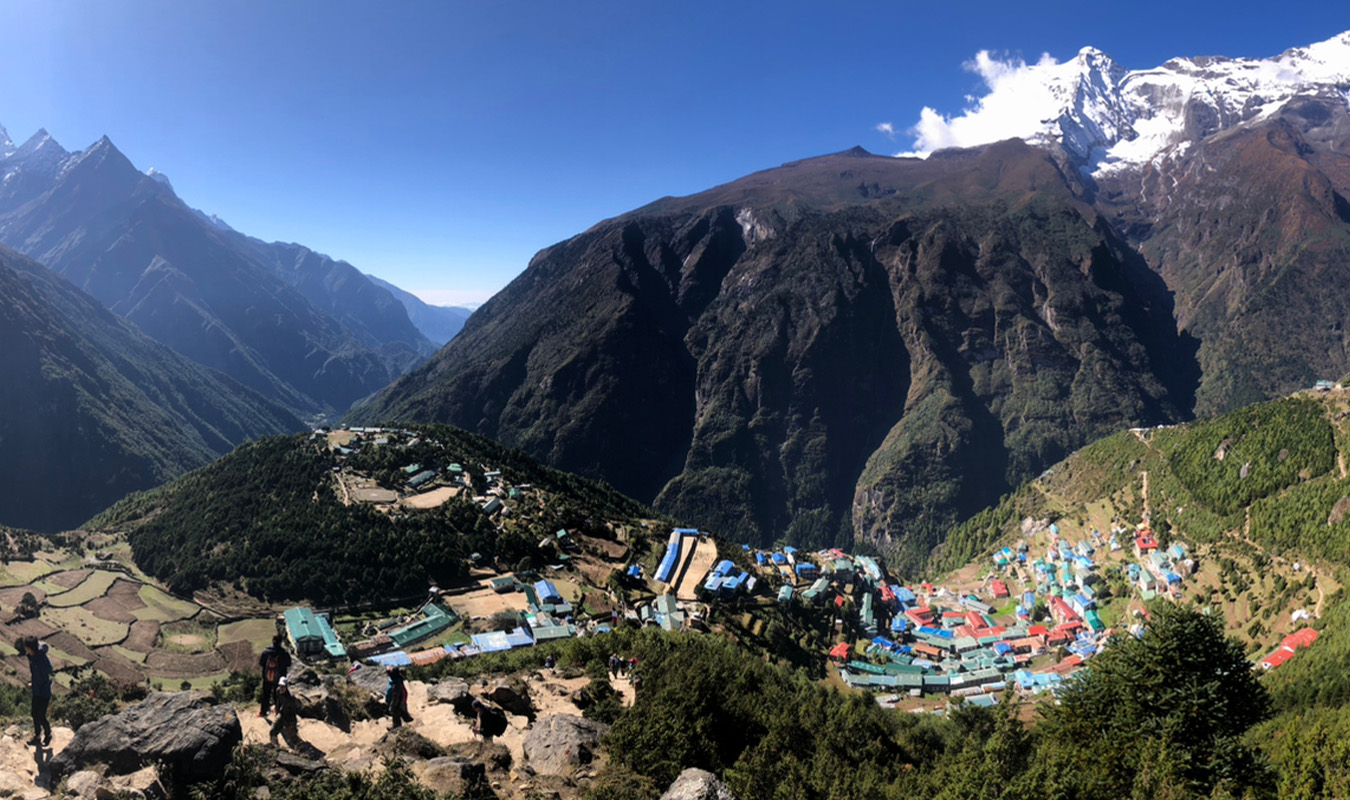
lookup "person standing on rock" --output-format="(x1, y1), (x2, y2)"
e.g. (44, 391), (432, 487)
(269, 676), (300, 747)
(385, 666), (413, 728)
(23, 635), (52, 747)
(258, 633), (292, 718)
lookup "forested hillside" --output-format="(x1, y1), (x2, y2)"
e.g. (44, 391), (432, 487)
(88, 425), (653, 605)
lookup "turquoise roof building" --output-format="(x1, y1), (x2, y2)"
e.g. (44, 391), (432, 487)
(283, 607), (347, 660)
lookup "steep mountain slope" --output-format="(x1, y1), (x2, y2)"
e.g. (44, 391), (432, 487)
(0, 127), (435, 415)
(367, 273), (473, 345)
(0, 244), (303, 532)
(89, 425), (653, 605)
(354, 142), (1197, 569)
(1095, 92), (1350, 415)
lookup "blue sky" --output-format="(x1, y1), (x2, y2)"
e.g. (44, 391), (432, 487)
(0, 1), (1338, 306)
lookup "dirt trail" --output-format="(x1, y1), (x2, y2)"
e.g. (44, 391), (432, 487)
(1140, 470), (1150, 521)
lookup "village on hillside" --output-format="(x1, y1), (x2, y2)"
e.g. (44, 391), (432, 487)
(264, 428), (1326, 715)
(0, 423), (1327, 717)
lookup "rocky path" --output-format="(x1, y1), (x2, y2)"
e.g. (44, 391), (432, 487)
(0, 724), (74, 799)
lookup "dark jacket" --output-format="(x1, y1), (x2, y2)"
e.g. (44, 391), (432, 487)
(27, 642), (52, 699)
(385, 672), (407, 706)
(274, 687), (300, 722)
(258, 644), (292, 683)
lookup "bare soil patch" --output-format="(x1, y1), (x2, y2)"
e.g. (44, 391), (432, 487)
(122, 620), (160, 652)
(402, 486), (459, 509)
(583, 536), (628, 560)
(91, 648), (148, 685)
(145, 649), (226, 677)
(6, 618), (56, 640)
(46, 569), (92, 589)
(217, 639), (257, 673)
(0, 585), (45, 609)
(169, 634), (208, 648)
(356, 486), (400, 504)
(675, 538), (719, 601)
(84, 596), (139, 624)
(445, 584), (528, 620)
(107, 579), (147, 611)
(45, 631), (99, 662)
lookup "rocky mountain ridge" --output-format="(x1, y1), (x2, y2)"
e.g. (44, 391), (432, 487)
(0, 124), (439, 416)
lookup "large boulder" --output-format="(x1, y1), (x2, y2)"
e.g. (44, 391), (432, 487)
(661, 769), (738, 800)
(414, 757), (489, 798)
(347, 663), (390, 695)
(487, 680), (533, 717)
(429, 679), (473, 713)
(49, 692), (242, 787)
(522, 714), (608, 775)
(293, 684), (351, 731)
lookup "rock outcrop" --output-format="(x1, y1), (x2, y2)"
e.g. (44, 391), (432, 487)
(49, 692), (242, 787)
(487, 681), (534, 718)
(413, 756), (489, 798)
(522, 714), (608, 775)
(661, 768), (738, 800)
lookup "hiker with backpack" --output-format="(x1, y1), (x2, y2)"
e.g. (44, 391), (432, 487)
(385, 666), (413, 728)
(258, 634), (292, 718)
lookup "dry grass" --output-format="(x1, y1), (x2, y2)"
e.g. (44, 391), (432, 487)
(42, 605), (130, 647)
(132, 585), (199, 623)
(46, 570), (121, 608)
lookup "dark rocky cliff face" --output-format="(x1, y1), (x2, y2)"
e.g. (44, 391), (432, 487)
(354, 142), (1199, 571)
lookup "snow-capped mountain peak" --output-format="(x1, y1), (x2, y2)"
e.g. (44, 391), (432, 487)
(146, 167), (174, 192)
(903, 31), (1350, 175)
(0, 123), (13, 158)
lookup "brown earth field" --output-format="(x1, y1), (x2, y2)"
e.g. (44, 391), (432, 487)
(0, 585), (45, 609)
(46, 569), (92, 589)
(217, 639), (257, 673)
(45, 631), (99, 662)
(106, 579), (147, 610)
(121, 620), (160, 652)
(91, 647), (147, 685)
(84, 595), (139, 624)
(145, 649), (226, 677)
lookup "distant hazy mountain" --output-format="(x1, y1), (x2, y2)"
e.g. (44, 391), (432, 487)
(349, 33), (1350, 571)
(0, 244), (303, 532)
(365, 274), (473, 345)
(0, 125), (437, 416)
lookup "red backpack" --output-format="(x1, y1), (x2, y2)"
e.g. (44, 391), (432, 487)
(264, 652), (282, 683)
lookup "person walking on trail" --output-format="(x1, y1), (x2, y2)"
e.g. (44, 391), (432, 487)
(258, 634), (292, 718)
(24, 636), (52, 747)
(269, 676), (300, 747)
(385, 666), (413, 728)
(471, 698), (496, 742)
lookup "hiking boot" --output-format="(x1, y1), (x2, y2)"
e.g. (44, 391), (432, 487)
(41, 734), (51, 747)
(257, 710), (268, 718)
(26, 736), (41, 746)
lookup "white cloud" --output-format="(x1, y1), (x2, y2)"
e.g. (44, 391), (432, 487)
(410, 287), (496, 307)
(875, 121), (896, 138)
(901, 50), (1066, 157)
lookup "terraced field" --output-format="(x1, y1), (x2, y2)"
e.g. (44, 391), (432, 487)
(46, 570), (121, 607)
(1, 550), (277, 692)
